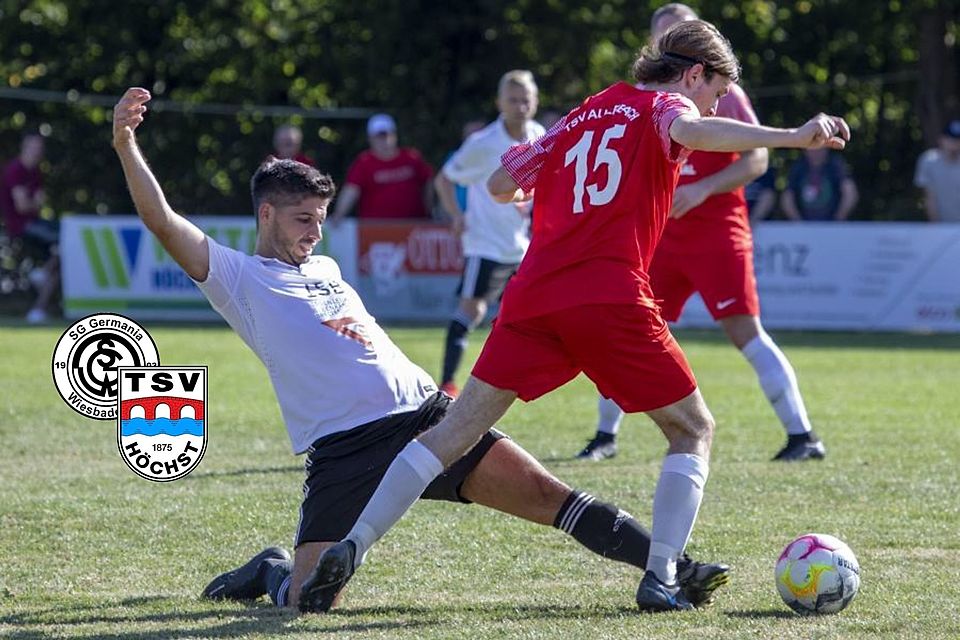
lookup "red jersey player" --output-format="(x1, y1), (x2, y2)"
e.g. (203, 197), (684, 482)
(581, 3), (825, 464)
(305, 19), (850, 614)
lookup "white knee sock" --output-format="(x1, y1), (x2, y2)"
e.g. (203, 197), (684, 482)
(596, 396), (625, 436)
(646, 453), (709, 584)
(741, 329), (812, 436)
(345, 440), (444, 569)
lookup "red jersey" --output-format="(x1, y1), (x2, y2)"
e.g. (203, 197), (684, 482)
(345, 148), (433, 219)
(498, 82), (696, 323)
(0, 158), (43, 238)
(662, 84), (759, 253)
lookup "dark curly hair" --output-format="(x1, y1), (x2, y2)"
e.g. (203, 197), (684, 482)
(250, 158), (336, 215)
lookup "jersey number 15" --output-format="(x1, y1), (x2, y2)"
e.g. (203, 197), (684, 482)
(563, 123), (626, 214)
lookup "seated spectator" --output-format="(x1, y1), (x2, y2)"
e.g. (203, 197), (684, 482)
(329, 114), (434, 223)
(781, 148), (858, 221)
(914, 119), (960, 222)
(0, 133), (59, 323)
(745, 166), (777, 222)
(271, 124), (315, 166)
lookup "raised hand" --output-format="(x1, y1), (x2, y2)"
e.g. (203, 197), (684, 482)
(796, 113), (851, 150)
(112, 87), (152, 146)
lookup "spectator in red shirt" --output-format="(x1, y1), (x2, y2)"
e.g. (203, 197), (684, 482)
(329, 114), (434, 223)
(271, 124), (315, 167)
(0, 133), (59, 323)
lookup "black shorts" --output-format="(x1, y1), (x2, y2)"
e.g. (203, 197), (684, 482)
(295, 392), (507, 545)
(456, 256), (519, 302)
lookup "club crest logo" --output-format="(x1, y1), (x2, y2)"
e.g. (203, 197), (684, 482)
(117, 366), (207, 482)
(52, 313), (160, 420)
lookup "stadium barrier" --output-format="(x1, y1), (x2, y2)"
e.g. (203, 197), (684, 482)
(61, 216), (960, 332)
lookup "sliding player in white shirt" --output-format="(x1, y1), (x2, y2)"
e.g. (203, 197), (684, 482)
(112, 87), (729, 613)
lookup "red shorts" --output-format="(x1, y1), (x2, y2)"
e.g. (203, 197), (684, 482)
(650, 245), (760, 322)
(472, 304), (696, 413)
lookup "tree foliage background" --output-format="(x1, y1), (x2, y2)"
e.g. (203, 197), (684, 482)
(0, 0), (957, 220)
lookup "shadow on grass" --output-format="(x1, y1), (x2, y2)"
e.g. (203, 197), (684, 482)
(725, 609), (796, 620)
(186, 465), (301, 480)
(2, 597), (641, 639)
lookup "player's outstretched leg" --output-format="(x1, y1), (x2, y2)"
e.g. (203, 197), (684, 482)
(298, 540), (356, 613)
(202, 546), (291, 601)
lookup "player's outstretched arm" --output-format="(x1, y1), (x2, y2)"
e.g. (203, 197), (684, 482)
(112, 87), (209, 281)
(670, 113), (850, 153)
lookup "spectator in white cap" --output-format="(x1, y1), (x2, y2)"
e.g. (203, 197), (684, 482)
(914, 119), (960, 222)
(329, 113), (434, 223)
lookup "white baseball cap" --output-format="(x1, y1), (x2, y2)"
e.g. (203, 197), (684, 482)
(367, 113), (397, 136)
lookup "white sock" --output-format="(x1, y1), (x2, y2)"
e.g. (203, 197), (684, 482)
(646, 453), (709, 584)
(596, 396), (624, 436)
(345, 440), (444, 569)
(741, 329), (812, 436)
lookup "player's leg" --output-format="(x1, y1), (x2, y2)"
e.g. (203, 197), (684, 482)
(425, 432), (728, 607)
(701, 243), (824, 461)
(440, 256), (491, 396)
(303, 317), (580, 611)
(559, 304), (710, 611)
(576, 250), (694, 461)
(575, 396), (622, 460)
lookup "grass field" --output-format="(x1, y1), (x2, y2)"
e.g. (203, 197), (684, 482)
(1, 323), (959, 639)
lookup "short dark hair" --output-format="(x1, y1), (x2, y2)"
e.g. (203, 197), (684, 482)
(250, 158), (336, 214)
(633, 19), (740, 85)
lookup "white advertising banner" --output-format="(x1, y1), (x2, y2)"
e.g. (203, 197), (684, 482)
(61, 216), (357, 321)
(674, 223), (960, 332)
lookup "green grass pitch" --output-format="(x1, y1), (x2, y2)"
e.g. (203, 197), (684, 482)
(1, 324), (958, 639)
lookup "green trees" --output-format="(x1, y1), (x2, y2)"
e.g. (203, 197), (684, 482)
(0, 0), (956, 220)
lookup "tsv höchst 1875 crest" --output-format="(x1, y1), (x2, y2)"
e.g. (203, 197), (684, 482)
(117, 366), (207, 482)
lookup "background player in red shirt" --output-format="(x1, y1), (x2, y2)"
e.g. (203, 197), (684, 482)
(580, 3), (826, 463)
(303, 20), (850, 613)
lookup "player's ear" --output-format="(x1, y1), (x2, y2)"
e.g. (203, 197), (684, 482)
(685, 63), (706, 87)
(258, 202), (274, 227)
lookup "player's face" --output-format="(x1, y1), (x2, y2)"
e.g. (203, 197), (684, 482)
(262, 196), (329, 265)
(497, 84), (538, 126)
(687, 70), (731, 118)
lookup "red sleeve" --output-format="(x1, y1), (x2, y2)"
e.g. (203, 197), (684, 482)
(651, 92), (698, 164)
(500, 114), (570, 193)
(716, 84), (759, 125)
(344, 153), (368, 188)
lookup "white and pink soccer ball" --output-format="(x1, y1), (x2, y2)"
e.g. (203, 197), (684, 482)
(775, 533), (860, 615)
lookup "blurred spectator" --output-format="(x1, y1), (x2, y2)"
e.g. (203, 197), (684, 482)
(781, 148), (858, 221)
(270, 124), (315, 166)
(329, 114), (434, 223)
(745, 166), (777, 222)
(0, 133), (59, 323)
(914, 119), (960, 222)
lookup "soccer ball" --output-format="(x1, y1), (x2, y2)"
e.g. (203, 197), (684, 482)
(775, 533), (860, 615)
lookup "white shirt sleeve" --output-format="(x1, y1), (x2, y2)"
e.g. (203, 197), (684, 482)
(441, 136), (493, 186)
(914, 150), (934, 188)
(194, 236), (246, 311)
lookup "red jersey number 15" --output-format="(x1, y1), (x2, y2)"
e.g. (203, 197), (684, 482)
(563, 123), (626, 214)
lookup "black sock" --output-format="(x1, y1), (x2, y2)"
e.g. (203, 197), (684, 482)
(553, 490), (651, 569)
(264, 557), (293, 607)
(441, 319), (470, 384)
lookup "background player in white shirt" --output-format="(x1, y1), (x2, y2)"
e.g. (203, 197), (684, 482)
(435, 70), (545, 397)
(112, 87), (729, 613)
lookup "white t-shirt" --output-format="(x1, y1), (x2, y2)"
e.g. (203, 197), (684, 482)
(196, 237), (436, 454)
(442, 117), (546, 263)
(914, 148), (960, 222)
